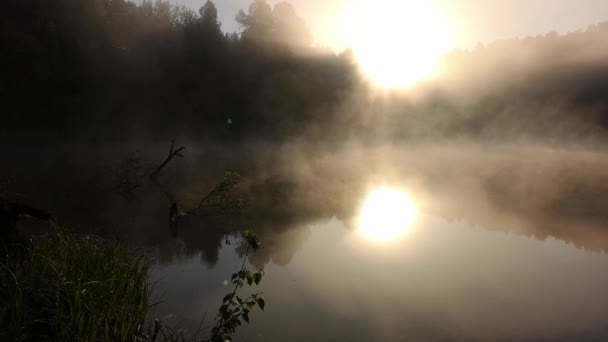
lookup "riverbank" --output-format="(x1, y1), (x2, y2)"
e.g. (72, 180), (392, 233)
(0, 227), (150, 341)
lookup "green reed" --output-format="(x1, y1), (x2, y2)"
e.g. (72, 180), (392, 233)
(0, 227), (150, 341)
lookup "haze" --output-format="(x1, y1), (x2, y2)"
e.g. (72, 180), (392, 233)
(2, 0), (608, 341)
(173, 0), (608, 48)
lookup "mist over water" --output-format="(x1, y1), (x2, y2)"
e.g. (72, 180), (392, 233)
(3, 0), (608, 340)
(3, 140), (607, 251)
(3, 141), (608, 341)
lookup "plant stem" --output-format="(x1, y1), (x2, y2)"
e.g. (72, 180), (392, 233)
(228, 243), (250, 305)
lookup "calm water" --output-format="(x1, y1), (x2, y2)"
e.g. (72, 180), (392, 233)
(3, 142), (608, 341)
(152, 215), (608, 341)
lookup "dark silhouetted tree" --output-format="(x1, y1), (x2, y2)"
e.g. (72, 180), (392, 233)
(199, 0), (221, 36)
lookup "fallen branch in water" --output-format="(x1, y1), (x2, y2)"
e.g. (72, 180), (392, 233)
(118, 141), (243, 236)
(167, 172), (244, 237)
(184, 171), (243, 216)
(150, 140), (185, 179)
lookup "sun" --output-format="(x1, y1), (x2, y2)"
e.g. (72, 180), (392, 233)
(358, 188), (417, 241)
(335, 0), (454, 88)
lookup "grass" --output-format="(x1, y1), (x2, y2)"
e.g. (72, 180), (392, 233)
(0, 227), (151, 341)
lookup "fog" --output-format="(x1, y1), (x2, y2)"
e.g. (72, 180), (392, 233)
(2, 0), (608, 340)
(4, 0), (608, 144)
(3, 0), (608, 266)
(3, 141), (607, 263)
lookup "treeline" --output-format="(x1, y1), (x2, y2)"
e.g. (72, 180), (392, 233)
(2, 0), (608, 143)
(425, 23), (608, 143)
(374, 23), (608, 144)
(0, 0), (355, 142)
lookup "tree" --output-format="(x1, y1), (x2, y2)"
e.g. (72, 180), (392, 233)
(236, 1), (312, 47)
(199, 0), (221, 36)
(235, 0), (274, 42)
(272, 2), (312, 46)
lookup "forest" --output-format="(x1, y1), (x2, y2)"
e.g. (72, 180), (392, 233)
(2, 0), (608, 144)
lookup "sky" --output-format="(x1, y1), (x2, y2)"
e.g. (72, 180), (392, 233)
(173, 0), (608, 50)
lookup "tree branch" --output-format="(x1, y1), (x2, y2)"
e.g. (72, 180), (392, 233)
(150, 140), (186, 179)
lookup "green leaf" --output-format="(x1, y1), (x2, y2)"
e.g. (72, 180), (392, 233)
(257, 298), (265, 310)
(242, 313), (250, 324)
(253, 272), (262, 285)
(222, 294), (233, 303)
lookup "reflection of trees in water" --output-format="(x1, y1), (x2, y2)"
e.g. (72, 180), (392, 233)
(242, 217), (314, 268)
(153, 218), (226, 267)
(159, 209), (319, 267)
(3, 144), (608, 263)
(429, 148), (608, 253)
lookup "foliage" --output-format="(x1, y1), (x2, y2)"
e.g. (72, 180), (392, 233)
(236, 0), (312, 45)
(3, 0), (608, 143)
(0, 218), (264, 342)
(141, 229), (265, 342)
(0, 0), (355, 143)
(198, 0), (221, 35)
(0, 227), (150, 341)
(271, 2), (313, 46)
(208, 230), (265, 342)
(189, 171), (246, 214)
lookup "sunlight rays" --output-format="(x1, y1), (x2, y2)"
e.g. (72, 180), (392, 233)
(335, 0), (454, 88)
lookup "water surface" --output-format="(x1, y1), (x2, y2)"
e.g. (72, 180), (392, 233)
(153, 215), (608, 341)
(3, 142), (608, 341)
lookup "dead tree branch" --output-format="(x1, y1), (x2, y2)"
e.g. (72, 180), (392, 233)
(150, 140), (185, 179)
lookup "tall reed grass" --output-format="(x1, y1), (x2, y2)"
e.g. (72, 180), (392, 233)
(0, 227), (150, 341)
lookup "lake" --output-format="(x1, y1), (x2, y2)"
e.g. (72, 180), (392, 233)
(3, 141), (608, 341)
(154, 215), (608, 341)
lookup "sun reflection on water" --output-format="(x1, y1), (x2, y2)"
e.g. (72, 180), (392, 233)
(358, 188), (417, 241)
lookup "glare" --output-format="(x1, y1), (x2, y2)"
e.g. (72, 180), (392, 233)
(358, 188), (417, 241)
(335, 0), (454, 88)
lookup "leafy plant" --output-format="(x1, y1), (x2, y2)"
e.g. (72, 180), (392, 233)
(207, 230), (265, 342)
